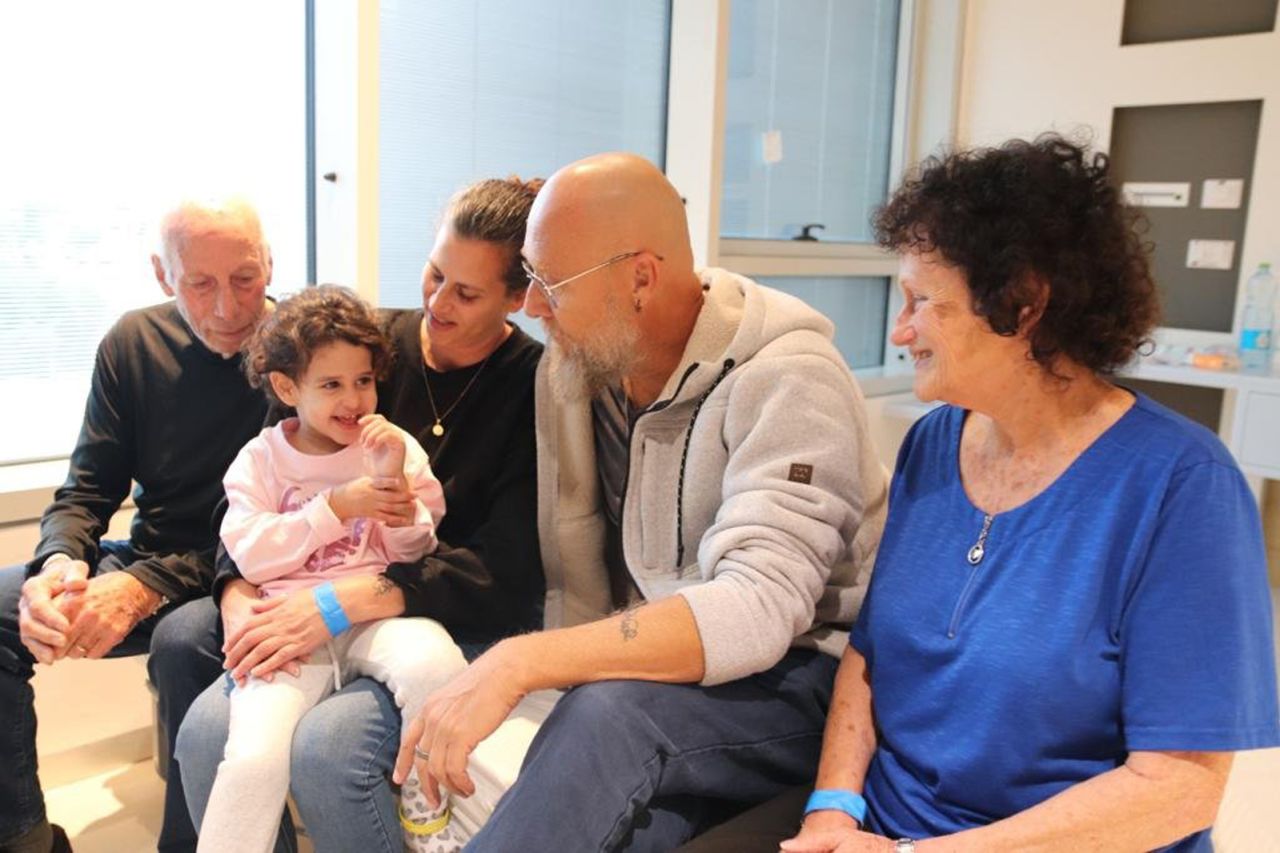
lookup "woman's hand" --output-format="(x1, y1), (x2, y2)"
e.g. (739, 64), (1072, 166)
(222, 587), (329, 683)
(780, 812), (892, 853)
(329, 475), (414, 526)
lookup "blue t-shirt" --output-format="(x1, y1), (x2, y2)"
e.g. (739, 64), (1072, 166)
(851, 394), (1279, 852)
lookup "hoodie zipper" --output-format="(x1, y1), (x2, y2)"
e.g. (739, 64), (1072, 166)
(674, 359), (735, 565)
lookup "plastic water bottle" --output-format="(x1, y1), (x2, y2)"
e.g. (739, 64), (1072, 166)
(1240, 262), (1276, 372)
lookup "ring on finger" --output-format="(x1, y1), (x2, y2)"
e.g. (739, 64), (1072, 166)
(413, 745), (430, 761)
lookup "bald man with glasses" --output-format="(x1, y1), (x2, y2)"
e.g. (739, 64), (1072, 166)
(394, 153), (889, 851)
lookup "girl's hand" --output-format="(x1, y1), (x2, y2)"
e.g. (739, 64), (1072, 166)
(360, 414), (407, 482)
(222, 589), (329, 683)
(329, 476), (414, 526)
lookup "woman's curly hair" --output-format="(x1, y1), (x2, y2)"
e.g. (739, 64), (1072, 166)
(874, 133), (1159, 375)
(243, 284), (390, 405)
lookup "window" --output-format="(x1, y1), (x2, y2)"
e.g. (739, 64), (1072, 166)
(0, 2), (307, 467)
(759, 275), (891, 368)
(721, 0), (900, 242)
(715, 0), (908, 374)
(376, 1), (672, 311)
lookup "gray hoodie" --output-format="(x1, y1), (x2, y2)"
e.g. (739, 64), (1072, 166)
(535, 267), (889, 685)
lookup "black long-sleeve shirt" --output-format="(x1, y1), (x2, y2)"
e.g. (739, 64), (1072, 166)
(30, 302), (268, 602)
(214, 310), (545, 646)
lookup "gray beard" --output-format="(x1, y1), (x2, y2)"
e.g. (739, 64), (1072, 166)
(546, 318), (639, 403)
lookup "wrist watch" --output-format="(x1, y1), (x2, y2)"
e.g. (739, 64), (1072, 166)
(894, 840), (916, 853)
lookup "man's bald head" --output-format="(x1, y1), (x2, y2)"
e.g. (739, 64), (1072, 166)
(527, 153), (694, 275)
(523, 154), (707, 405)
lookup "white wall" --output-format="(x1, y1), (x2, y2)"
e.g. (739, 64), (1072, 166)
(956, 0), (1280, 344)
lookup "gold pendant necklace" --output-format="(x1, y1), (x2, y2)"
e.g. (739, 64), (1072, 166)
(422, 350), (494, 438)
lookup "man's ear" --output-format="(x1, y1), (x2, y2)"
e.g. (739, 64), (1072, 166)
(152, 254), (175, 297)
(631, 253), (661, 311)
(267, 371), (299, 407)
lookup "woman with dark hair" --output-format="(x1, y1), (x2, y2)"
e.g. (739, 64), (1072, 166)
(778, 136), (1278, 852)
(173, 177), (547, 852)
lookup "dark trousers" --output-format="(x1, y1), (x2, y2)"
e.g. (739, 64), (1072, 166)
(673, 785), (810, 853)
(466, 648), (838, 853)
(0, 543), (223, 852)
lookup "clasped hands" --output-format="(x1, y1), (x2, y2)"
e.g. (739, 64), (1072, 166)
(18, 560), (160, 664)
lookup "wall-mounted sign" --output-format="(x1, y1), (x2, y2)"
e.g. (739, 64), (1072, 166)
(1122, 181), (1191, 207)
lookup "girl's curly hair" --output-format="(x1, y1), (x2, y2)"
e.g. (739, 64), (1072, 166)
(874, 133), (1159, 375)
(243, 284), (390, 405)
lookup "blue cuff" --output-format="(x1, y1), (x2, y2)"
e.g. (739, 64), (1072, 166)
(805, 789), (867, 824)
(313, 581), (351, 636)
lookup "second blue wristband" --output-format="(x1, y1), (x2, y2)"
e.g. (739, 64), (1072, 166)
(804, 788), (867, 825)
(313, 581), (351, 636)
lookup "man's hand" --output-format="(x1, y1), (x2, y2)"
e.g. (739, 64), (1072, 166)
(61, 571), (161, 660)
(329, 476), (414, 526)
(18, 559), (90, 664)
(780, 812), (892, 853)
(222, 588), (327, 684)
(392, 639), (531, 806)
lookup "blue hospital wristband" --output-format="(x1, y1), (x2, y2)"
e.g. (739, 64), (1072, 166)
(804, 788), (867, 825)
(313, 581), (351, 636)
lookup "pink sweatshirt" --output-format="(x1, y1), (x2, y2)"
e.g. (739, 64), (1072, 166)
(220, 419), (446, 598)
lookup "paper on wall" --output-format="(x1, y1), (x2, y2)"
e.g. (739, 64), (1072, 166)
(1201, 179), (1245, 210)
(1186, 239), (1235, 271)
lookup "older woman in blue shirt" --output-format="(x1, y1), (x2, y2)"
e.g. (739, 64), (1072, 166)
(782, 135), (1279, 853)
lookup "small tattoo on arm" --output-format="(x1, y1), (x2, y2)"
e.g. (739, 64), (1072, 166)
(374, 576), (395, 596)
(620, 608), (639, 641)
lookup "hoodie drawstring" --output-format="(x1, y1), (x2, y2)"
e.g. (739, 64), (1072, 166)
(675, 359), (735, 566)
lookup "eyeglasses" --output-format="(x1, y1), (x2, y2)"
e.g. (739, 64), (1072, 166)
(522, 251), (663, 310)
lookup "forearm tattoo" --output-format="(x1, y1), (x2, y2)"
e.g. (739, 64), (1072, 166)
(374, 575), (395, 596)
(620, 607), (639, 641)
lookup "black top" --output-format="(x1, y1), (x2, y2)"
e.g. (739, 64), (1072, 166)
(213, 309), (545, 645)
(590, 386), (642, 608)
(30, 302), (269, 602)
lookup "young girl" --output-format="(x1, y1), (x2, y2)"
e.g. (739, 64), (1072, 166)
(197, 286), (465, 853)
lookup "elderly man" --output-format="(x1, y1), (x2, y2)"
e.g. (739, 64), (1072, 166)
(393, 153), (890, 850)
(0, 199), (272, 853)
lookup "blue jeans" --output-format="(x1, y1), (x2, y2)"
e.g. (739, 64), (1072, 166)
(467, 648), (839, 852)
(176, 616), (410, 852)
(0, 545), (224, 852)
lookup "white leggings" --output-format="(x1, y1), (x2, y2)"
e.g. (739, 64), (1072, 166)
(196, 617), (466, 853)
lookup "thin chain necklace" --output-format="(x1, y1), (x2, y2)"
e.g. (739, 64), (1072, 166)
(421, 348), (495, 438)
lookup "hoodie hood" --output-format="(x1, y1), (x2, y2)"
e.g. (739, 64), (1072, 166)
(653, 268), (840, 407)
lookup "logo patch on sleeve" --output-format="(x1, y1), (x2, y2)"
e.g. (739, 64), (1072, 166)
(788, 463), (813, 484)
